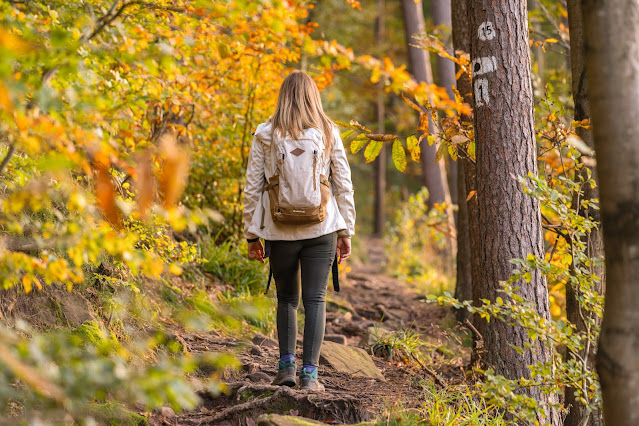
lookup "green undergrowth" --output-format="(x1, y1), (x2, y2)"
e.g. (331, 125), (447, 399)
(87, 402), (148, 426)
(0, 234), (275, 423)
(384, 188), (455, 296)
(377, 381), (510, 425)
(195, 235), (276, 337)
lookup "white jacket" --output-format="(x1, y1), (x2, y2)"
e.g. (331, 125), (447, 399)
(243, 121), (356, 241)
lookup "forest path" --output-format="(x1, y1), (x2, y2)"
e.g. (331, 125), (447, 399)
(152, 237), (464, 426)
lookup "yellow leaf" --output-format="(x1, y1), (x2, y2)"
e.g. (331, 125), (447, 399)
(350, 133), (368, 154)
(406, 135), (420, 162)
(364, 140), (382, 163)
(545, 38), (559, 44)
(392, 139), (407, 172)
(466, 190), (476, 201)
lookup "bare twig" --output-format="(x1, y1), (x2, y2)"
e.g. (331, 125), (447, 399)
(0, 144), (16, 176)
(410, 352), (446, 387)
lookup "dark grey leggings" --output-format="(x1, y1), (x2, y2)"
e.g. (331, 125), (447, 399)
(269, 232), (337, 366)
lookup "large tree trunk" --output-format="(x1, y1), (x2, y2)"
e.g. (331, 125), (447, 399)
(564, 1), (605, 425)
(469, 1), (559, 423)
(401, 0), (449, 207)
(431, 0), (459, 212)
(582, 2), (639, 425)
(373, 0), (386, 237)
(450, 0), (475, 324)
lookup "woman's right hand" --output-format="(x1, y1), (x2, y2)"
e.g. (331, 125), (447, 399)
(337, 236), (351, 264)
(248, 240), (265, 263)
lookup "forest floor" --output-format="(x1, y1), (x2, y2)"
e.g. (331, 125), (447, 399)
(149, 238), (470, 426)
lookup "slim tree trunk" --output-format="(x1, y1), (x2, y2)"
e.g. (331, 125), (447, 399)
(564, 1), (605, 425)
(431, 0), (459, 212)
(454, 161), (472, 321)
(470, 1), (559, 423)
(582, 2), (639, 424)
(451, 0), (475, 324)
(401, 0), (449, 206)
(402, 0), (457, 269)
(373, 0), (386, 236)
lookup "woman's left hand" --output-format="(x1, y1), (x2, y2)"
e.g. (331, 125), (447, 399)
(336, 236), (351, 264)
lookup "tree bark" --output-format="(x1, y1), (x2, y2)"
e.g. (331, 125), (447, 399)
(401, 0), (449, 206)
(373, 0), (386, 237)
(431, 0), (459, 212)
(469, 1), (559, 423)
(450, 0), (475, 324)
(582, 1), (639, 425)
(564, 1), (605, 425)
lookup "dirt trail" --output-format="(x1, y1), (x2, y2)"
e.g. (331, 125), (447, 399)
(154, 238), (464, 425)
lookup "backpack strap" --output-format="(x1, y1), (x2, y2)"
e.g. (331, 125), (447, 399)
(263, 240), (273, 294)
(332, 253), (340, 292)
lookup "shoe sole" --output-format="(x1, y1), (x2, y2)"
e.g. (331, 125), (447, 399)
(300, 385), (325, 392)
(273, 378), (297, 387)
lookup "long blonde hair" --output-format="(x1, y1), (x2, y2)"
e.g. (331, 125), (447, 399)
(271, 70), (334, 155)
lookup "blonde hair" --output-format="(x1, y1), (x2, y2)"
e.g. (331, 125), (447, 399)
(271, 70), (335, 155)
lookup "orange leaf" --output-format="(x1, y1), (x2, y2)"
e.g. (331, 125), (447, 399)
(418, 113), (429, 133)
(95, 162), (123, 228)
(401, 92), (422, 113)
(466, 190), (476, 201)
(158, 134), (190, 210)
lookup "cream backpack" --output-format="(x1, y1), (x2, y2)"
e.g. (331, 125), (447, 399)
(264, 129), (331, 225)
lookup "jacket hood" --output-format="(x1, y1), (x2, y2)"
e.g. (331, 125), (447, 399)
(254, 121), (274, 145)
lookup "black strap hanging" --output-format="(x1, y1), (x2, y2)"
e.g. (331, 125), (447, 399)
(264, 240), (273, 294)
(332, 253), (340, 292)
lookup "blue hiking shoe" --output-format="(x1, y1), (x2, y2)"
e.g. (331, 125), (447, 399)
(299, 367), (325, 392)
(272, 359), (297, 387)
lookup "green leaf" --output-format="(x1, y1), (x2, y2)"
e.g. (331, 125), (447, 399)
(350, 133), (368, 154)
(406, 135), (420, 162)
(392, 139), (407, 172)
(364, 140), (383, 163)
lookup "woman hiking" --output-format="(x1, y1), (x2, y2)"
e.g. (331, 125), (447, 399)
(242, 70), (356, 391)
